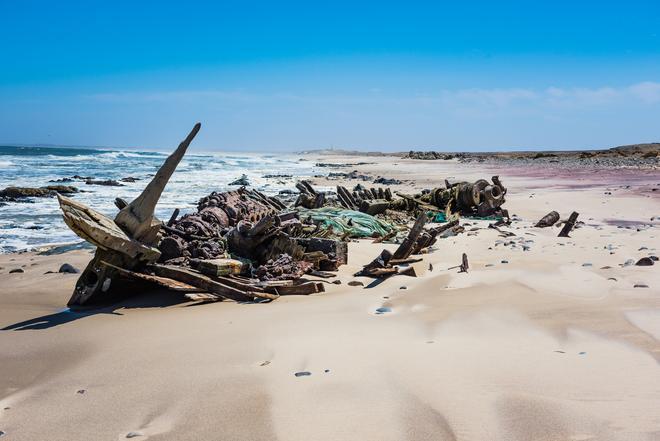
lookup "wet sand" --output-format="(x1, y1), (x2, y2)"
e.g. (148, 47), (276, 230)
(1, 156), (659, 440)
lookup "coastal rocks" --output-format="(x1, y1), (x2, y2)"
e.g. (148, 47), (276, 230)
(120, 176), (140, 183)
(327, 170), (371, 181)
(404, 151), (456, 160)
(0, 185), (78, 200)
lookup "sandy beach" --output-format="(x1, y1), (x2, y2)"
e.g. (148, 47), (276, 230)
(1, 156), (659, 441)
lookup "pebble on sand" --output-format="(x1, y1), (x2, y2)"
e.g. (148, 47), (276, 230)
(58, 263), (80, 273)
(348, 281), (364, 287)
(294, 371), (311, 377)
(634, 284), (649, 288)
(635, 257), (655, 266)
(126, 431), (143, 438)
(375, 307), (392, 314)
(9, 268), (24, 273)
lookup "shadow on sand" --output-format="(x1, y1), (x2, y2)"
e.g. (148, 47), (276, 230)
(1, 289), (189, 331)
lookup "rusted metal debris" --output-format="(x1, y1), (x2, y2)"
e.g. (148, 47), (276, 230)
(333, 176), (508, 219)
(558, 211), (580, 237)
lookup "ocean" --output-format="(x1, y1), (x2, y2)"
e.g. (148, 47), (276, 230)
(0, 146), (317, 253)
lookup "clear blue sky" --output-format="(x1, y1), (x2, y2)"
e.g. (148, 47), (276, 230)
(1, 0), (659, 151)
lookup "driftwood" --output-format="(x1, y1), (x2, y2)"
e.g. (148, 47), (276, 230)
(558, 212), (579, 237)
(535, 211), (560, 228)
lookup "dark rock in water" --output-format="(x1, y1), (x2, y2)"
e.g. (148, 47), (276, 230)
(44, 185), (78, 194)
(0, 185), (77, 199)
(229, 174), (250, 186)
(373, 176), (402, 185)
(85, 179), (124, 187)
(120, 176), (140, 183)
(9, 268), (24, 273)
(294, 371), (311, 377)
(264, 174), (292, 178)
(49, 177), (74, 183)
(59, 263), (80, 274)
(635, 257), (655, 266)
(72, 175), (94, 180)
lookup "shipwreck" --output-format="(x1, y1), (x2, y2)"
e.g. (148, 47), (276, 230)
(56, 123), (514, 308)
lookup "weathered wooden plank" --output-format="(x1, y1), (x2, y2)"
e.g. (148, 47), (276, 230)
(99, 260), (204, 292)
(57, 194), (161, 261)
(148, 264), (278, 302)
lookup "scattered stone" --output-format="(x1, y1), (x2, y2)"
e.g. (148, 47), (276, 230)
(294, 371), (311, 377)
(582, 263), (592, 267)
(399, 286), (407, 290)
(608, 278), (617, 281)
(635, 257), (655, 266)
(120, 177), (140, 183)
(76, 389), (86, 394)
(634, 284), (649, 288)
(428, 263), (433, 271)
(623, 259), (635, 267)
(126, 431), (143, 438)
(332, 280), (342, 284)
(324, 369), (330, 373)
(260, 361), (270, 366)
(501, 260), (509, 264)
(9, 268), (24, 273)
(58, 263), (80, 273)
(373, 176), (402, 185)
(375, 307), (392, 314)
(348, 281), (364, 287)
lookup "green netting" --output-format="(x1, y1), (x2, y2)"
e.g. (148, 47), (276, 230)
(296, 207), (396, 238)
